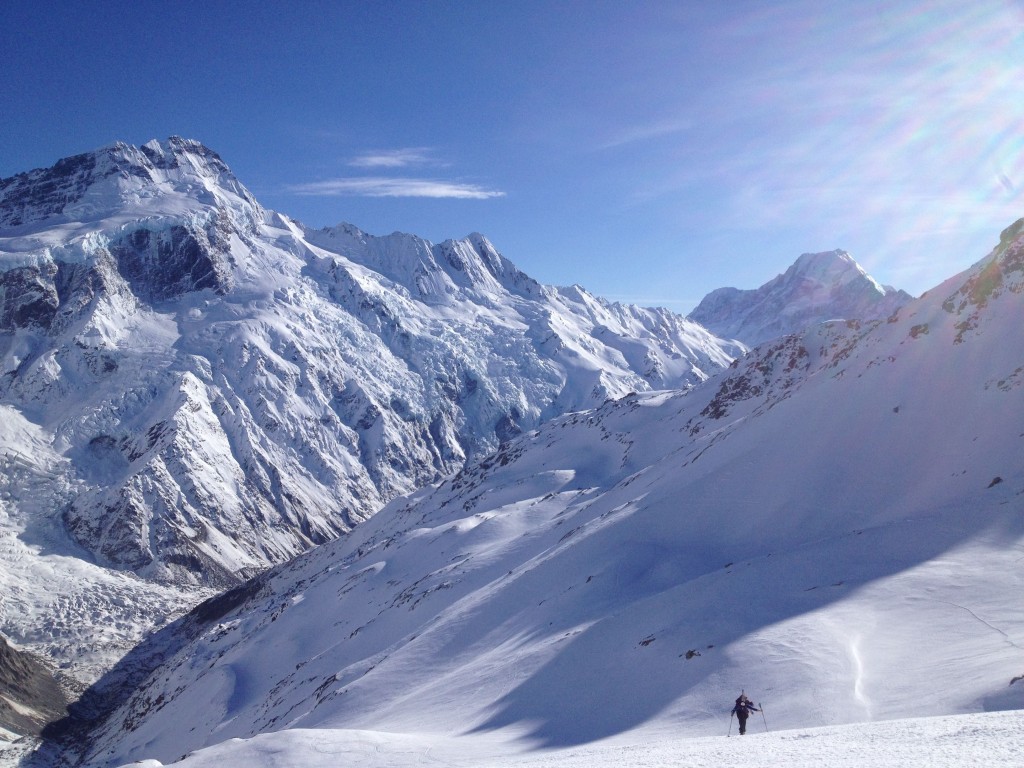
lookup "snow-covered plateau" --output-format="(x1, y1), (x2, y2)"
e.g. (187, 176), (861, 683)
(2, 139), (1022, 767)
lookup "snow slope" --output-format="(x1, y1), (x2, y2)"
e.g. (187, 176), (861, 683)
(0, 139), (739, 686)
(689, 249), (914, 345)
(85, 710), (1024, 768)
(55, 218), (1024, 767)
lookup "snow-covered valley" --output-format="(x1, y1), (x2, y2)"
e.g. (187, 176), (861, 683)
(36, 213), (1024, 767)
(1, 139), (1022, 766)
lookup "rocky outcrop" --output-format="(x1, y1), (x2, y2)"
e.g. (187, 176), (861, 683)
(0, 634), (69, 738)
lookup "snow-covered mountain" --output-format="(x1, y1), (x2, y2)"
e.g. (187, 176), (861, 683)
(0, 139), (740, 689)
(688, 249), (914, 346)
(48, 217), (1024, 767)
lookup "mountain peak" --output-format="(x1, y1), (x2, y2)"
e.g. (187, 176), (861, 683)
(791, 248), (861, 280)
(689, 249), (913, 346)
(0, 137), (258, 229)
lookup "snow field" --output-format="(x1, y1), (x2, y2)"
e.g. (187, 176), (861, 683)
(116, 709), (1024, 768)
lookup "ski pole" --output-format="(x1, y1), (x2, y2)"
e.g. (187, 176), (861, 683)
(727, 711), (734, 736)
(760, 703), (769, 733)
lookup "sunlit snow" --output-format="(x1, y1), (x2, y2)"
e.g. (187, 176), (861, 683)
(117, 710), (1024, 768)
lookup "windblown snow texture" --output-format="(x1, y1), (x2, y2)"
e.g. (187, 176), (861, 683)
(55, 216), (1024, 767)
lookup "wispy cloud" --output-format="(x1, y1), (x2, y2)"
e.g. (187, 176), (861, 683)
(292, 147), (504, 199)
(598, 117), (693, 150)
(348, 148), (437, 169)
(289, 177), (506, 199)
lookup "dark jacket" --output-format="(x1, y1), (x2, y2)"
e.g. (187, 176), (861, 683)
(732, 699), (759, 717)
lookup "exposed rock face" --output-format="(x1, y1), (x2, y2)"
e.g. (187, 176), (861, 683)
(109, 220), (234, 301)
(0, 634), (69, 738)
(689, 249), (913, 346)
(0, 151), (104, 228)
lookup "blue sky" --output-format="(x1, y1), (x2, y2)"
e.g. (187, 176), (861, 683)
(3, 1), (1023, 312)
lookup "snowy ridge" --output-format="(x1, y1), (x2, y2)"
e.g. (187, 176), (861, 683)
(304, 224), (543, 302)
(55, 218), (1024, 767)
(689, 249), (914, 345)
(0, 140), (739, 686)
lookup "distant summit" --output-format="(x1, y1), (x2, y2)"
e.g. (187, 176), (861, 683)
(689, 249), (914, 346)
